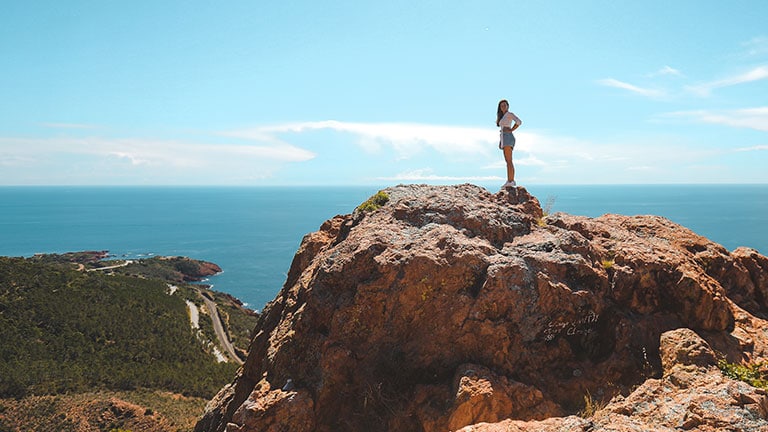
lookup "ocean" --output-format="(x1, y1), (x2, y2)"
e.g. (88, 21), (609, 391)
(1, 184), (766, 311)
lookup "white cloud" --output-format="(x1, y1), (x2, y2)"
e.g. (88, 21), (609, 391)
(649, 66), (684, 77)
(596, 78), (666, 98)
(735, 145), (768, 152)
(231, 121), (629, 172)
(231, 121), (659, 183)
(246, 121), (723, 176)
(7, 117), (752, 185)
(1, 137), (315, 166)
(227, 121), (500, 159)
(0, 154), (35, 167)
(740, 36), (768, 58)
(483, 153), (550, 170)
(515, 154), (551, 167)
(376, 168), (502, 182)
(0, 136), (316, 184)
(40, 123), (100, 130)
(686, 65), (768, 96)
(661, 107), (768, 132)
(110, 151), (152, 166)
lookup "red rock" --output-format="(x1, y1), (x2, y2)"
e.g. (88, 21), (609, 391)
(226, 380), (315, 432)
(196, 184), (768, 432)
(659, 327), (717, 370)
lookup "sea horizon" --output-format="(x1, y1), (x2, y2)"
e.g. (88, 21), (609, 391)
(2, 184), (767, 311)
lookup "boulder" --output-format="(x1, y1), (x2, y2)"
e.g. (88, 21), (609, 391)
(196, 184), (768, 432)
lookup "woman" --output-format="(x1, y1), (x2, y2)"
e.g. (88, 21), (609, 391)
(496, 99), (522, 187)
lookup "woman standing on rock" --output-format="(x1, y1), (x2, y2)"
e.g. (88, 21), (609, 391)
(496, 99), (522, 188)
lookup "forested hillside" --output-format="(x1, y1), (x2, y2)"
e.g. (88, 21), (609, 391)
(0, 254), (258, 431)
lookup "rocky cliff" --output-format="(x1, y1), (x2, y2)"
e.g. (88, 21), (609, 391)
(195, 184), (768, 432)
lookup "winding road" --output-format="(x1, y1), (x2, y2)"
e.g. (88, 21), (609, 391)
(201, 295), (244, 365)
(85, 261), (243, 365)
(87, 260), (134, 271)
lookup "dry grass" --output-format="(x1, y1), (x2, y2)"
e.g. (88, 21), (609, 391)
(0, 389), (207, 432)
(578, 390), (608, 418)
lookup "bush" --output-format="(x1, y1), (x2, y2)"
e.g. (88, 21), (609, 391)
(356, 191), (390, 213)
(718, 359), (768, 389)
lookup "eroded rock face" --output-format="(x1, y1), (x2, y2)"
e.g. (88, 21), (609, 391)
(196, 184), (768, 432)
(462, 328), (768, 431)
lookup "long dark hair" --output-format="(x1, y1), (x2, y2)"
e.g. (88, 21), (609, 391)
(496, 99), (508, 127)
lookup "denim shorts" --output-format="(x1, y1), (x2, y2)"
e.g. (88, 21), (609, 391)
(501, 132), (516, 149)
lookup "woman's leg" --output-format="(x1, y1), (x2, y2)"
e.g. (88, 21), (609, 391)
(503, 146), (515, 182)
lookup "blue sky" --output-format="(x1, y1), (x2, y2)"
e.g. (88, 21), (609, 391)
(1, 1), (767, 186)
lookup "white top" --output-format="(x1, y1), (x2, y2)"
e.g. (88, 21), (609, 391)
(499, 112), (522, 130)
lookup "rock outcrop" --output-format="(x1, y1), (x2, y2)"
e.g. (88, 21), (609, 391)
(195, 184), (768, 432)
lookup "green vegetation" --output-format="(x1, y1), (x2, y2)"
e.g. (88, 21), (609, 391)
(0, 255), (251, 400)
(110, 256), (213, 282)
(0, 252), (260, 429)
(718, 359), (768, 389)
(209, 291), (257, 351)
(28, 251), (108, 266)
(356, 191), (390, 213)
(601, 259), (615, 269)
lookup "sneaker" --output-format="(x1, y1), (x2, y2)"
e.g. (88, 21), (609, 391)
(502, 180), (516, 188)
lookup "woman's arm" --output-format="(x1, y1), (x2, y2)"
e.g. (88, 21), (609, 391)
(505, 112), (522, 132)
